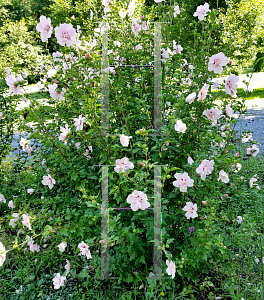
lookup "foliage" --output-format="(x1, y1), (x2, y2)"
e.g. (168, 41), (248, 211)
(0, 1), (264, 299)
(215, 0), (264, 75)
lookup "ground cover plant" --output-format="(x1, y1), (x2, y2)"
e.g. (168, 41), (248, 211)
(0, 1), (264, 299)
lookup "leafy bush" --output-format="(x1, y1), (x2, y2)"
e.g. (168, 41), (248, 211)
(0, 19), (48, 79)
(0, 1), (263, 298)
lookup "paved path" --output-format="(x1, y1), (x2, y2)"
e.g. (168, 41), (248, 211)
(6, 74), (264, 160)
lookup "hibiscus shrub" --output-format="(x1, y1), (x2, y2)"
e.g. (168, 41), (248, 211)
(0, 1), (261, 295)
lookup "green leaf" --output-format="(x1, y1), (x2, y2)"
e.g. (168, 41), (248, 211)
(70, 173), (78, 181)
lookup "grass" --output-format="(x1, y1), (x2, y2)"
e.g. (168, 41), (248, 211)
(212, 87), (264, 102)
(0, 148), (264, 299)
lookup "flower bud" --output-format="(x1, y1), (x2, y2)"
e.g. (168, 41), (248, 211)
(137, 162), (145, 167)
(202, 201), (207, 205)
(223, 194), (228, 198)
(234, 152), (239, 157)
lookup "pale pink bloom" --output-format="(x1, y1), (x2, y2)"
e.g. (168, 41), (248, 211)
(208, 52), (228, 74)
(119, 9), (127, 18)
(126, 190), (150, 211)
(219, 141), (225, 148)
(166, 260), (176, 279)
(212, 80), (221, 89)
(65, 260), (70, 276)
(193, 2), (211, 21)
(132, 18), (141, 37)
(58, 242), (67, 252)
(8, 200), (15, 209)
(28, 238), (40, 252)
(59, 124), (71, 144)
(173, 172), (194, 193)
(172, 40), (183, 54)
(247, 144), (259, 157)
(114, 157), (134, 173)
(41, 174), (56, 189)
(27, 146), (32, 157)
(0, 194), (6, 203)
(0, 112), (4, 120)
(218, 170), (229, 183)
(197, 84), (210, 101)
(225, 104), (233, 117)
(22, 214), (32, 231)
(187, 156), (194, 165)
(202, 201), (207, 205)
(185, 92), (196, 104)
(99, 240), (105, 244)
(127, 0), (136, 16)
(120, 57), (126, 64)
(5, 74), (24, 94)
(75, 142), (81, 149)
(84, 149), (91, 160)
(73, 114), (86, 131)
(55, 23), (77, 47)
(141, 21), (148, 30)
(36, 15), (53, 42)
(175, 120), (187, 133)
(173, 5), (180, 17)
(48, 83), (66, 101)
(47, 68), (57, 78)
(203, 107), (222, 126)
(242, 133), (252, 143)
(174, 45), (183, 54)
(53, 273), (66, 290)
(234, 152), (239, 157)
(120, 134), (132, 147)
(102, 0), (110, 13)
(182, 202), (198, 219)
(19, 137), (30, 151)
(161, 48), (170, 59)
(0, 242), (6, 267)
(135, 44), (142, 52)
(102, 0), (110, 7)
(5, 67), (10, 76)
(78, 241), (92, 259)
(237, 216), (243, 224)
(196, 159), (215, 180)
(249, 176), (258, 188)
(233, 163), (242, 173)
(27, 188), (34, 195)
(225, 74), (239, 96)
(113, 40), (121, 47)
(52, 51), (63, 62)
(9, 213), (19, 228)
